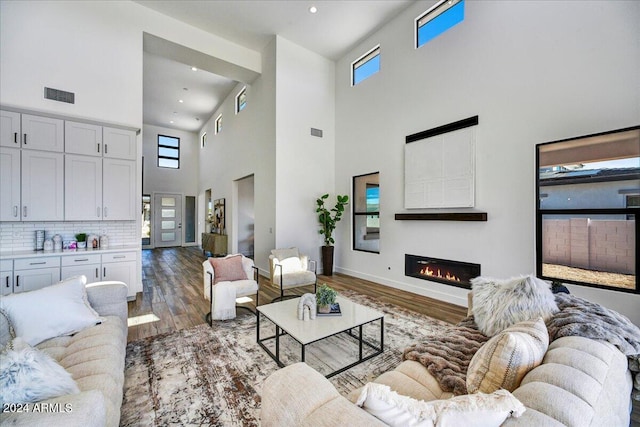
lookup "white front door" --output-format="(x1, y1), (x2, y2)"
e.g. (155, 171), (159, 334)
(153, 193), (182, 248)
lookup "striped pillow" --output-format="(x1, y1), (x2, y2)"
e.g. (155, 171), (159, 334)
(467, 318), (548, 393)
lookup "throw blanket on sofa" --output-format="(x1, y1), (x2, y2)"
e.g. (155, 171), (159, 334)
(402, 320), (488, 396)
(546, 293), (640, 400)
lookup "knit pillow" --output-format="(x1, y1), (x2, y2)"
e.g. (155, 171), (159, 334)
(467, 318), (549, 394)
(356, 382), (525, 427)
(209, 255), (247, 284)
(471, 274), (558, 336)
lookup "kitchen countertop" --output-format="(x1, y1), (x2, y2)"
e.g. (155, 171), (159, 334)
(0, 244), (141, 260)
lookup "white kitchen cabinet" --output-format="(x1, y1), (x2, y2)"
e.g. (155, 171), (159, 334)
(1, 260), (13, 296)
(13, 257), (61, 293)
(102, 251), (137, 297)
(103, 158), (136, 220)
(65, 121), (103, 156)
(61, 254), (102, 284)
(0, 110), (21, 148)
(103, 127), (136, 160)
(20, 114), (64, 152)
(65, 154), (103, 221)
(21, 150), (64, 221)
(0, 147), (21, 221)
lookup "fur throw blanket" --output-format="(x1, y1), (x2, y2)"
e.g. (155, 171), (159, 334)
(403, 293), (640, 399)
(402, 318), (488, 396)
(547, 293), (640, 400)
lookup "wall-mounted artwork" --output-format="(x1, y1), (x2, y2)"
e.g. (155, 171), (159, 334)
(405, 116), (478, 209)
(213, 198), (225, 233)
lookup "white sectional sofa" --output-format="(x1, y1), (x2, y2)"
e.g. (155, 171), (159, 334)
(0, 279), (128, 427)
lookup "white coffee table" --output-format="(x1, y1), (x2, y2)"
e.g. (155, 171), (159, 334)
(256, 295), (384, 378)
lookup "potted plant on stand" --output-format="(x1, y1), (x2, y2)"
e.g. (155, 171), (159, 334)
(316, 283), (338, 314)
(316, 193), (349, 275)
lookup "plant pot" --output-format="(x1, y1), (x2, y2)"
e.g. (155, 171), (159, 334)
(321, 245), (334, 276)
(318, 304), (331, 314)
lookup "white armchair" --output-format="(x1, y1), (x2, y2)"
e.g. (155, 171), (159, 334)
(202, 254), (259, 323)
(269, 248), (317, 302)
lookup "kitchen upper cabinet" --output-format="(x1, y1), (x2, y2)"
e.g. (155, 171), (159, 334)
(65, 154), (103, 221)
(0, 148), (21, 221)
(65, 121), (103, 156)
(1, 111), (63, 151)
(103, 127), (136, 160)
(103, 158), (136, 220)
(21, 150), (64, 221)
(20, 114), (64, 152)
(0, 110), (21, 147)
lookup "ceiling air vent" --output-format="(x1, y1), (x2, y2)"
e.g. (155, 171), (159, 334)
(44, 87), (75, 104)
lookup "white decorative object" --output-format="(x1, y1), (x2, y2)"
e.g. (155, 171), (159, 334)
(303, 307), (310, 321)
(0, 275), (102, 346)
(297, 293), (317, 320)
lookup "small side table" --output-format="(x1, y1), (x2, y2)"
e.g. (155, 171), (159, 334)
(202, 233), (228, 256)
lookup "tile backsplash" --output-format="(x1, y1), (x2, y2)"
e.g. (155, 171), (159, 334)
(0, 221), (138, 252)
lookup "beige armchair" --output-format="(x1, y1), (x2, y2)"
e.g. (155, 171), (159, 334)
(269, 248), (317, 302)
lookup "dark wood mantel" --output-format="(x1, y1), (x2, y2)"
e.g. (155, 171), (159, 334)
(395, 212), (487, 221)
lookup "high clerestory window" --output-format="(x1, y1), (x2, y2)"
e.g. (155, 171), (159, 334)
(235, 87), (247, 113)
(215, 114), (223, 134)
(415, 0), (465, 48)
(157, 135), (180, 169)
(351, 45), (380, 86)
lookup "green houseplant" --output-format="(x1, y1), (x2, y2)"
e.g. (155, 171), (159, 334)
(316, 193), (349, 275)
(75, 233), (87, 249)
(316, 283), (337, 313)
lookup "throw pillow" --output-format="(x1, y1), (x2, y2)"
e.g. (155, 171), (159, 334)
(210, 255), (247, 284)
(471, 274), (558, 336)
(467, 317), (549, 394)
(1, 308), (15, 352)
(0, 276), (102, 346)
(356, 382), (525, 427)
(0, 337), (80, 407)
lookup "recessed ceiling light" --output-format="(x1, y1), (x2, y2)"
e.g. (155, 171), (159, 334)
(178, 99), (184, 103)
(191, 66), (198, 71)
(309, 5), (317, 13)
(170, 120), (174, 124)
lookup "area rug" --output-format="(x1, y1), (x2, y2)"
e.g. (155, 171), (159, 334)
(120, 290), (452, 426)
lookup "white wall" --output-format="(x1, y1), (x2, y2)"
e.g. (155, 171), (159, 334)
(142, 124), (199, 195)
(199, 40), (277, 273)
(334, 1), (640, 324)
(274, 37), (336, 267)
(0, 1), (260, 128)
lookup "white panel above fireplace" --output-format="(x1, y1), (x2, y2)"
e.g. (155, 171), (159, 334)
(405, 126), (475, 209)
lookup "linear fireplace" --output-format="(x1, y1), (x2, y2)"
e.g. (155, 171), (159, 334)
(405, 254), (480, 289)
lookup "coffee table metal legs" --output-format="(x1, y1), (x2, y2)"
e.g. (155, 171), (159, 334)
(256, 312), (384, 378)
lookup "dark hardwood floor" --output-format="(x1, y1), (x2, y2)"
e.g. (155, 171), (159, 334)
(126, 247), (467, 343)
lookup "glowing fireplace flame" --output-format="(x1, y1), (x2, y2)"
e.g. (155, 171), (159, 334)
(420, 266), (461, 282)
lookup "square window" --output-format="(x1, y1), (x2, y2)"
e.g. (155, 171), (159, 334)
(235, 87), (247, 113)
(416, 0), (464, 48)
(215, 114), (223, 134)
(352, 45), (380, 86)
(157, 135), (180, 169)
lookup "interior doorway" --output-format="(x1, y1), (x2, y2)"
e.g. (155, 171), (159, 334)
(236, 175), (255, 258)
(153, 193), (183, 248)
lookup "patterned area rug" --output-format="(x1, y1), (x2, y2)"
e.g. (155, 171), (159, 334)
(120, 290), (453, 426)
